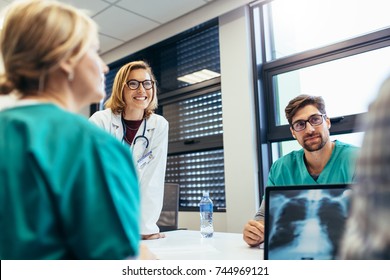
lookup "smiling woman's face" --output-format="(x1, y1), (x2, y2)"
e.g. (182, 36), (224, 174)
(123, 68), (153, 115)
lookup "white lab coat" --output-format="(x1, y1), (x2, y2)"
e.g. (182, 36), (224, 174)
(89, 108), (169, 235)
(0, 94), (18, 111)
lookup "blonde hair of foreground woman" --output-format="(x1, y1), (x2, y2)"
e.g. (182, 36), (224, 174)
(0, 0), (99, 105)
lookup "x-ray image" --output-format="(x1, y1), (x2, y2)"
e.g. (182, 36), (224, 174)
(267, 188), (351, 260)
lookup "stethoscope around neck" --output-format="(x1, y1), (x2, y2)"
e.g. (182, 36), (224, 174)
(121, 116), (149, 149)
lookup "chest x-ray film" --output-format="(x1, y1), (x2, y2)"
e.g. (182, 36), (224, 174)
(263, 184), (351, 260)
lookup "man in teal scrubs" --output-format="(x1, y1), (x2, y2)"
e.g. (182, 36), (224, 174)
(243, 95), (359, 247)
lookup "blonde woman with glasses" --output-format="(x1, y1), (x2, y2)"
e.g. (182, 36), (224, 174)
(90, 61), (169, 240)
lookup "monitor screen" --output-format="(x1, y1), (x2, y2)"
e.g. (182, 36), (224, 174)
(264, 185), (351, 260)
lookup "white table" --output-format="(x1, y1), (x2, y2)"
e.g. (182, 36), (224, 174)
(141, 230), (264, 260)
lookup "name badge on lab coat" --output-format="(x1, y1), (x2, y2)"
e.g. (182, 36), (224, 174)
(137, 150), (154, 169)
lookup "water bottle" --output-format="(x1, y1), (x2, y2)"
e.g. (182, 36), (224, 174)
(199, 191), (214, 238)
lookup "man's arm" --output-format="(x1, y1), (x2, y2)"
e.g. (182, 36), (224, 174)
(243, 201), (266, 247)
(254, 200), (266, 220)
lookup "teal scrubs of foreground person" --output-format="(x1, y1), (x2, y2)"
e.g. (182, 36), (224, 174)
(243, 95), (359, 247)
(0, 0), (143, 259)
(0, 104), (140, 259)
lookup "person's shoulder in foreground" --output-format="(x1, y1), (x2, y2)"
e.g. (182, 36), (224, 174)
(339, 77), (390, 260)
(0, 103), (140, 259)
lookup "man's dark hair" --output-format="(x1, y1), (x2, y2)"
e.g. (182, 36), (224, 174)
(285, 95), (327, 125)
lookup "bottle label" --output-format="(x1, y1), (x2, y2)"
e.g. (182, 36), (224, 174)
(199, 204), (213, 212)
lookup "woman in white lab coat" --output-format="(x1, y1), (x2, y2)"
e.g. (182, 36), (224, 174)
(90, 61), (168, 240)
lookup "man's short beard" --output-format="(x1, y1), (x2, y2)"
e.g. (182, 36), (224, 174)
(303, 134), (328, 152)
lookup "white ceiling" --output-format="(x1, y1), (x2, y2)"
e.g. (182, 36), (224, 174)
(0, 0), (216, 55)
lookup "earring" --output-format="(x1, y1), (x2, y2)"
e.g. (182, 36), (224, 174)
(68, 72), (74, 81)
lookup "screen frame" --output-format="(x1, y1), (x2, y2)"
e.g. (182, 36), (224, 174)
(263, 184), (350, 260)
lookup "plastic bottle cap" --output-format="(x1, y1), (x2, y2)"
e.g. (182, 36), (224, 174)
(202, 190), (209, 197)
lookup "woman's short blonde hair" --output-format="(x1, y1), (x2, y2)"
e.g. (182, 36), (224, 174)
(0, 0), (97, 96)
(105, 61), (158, 119)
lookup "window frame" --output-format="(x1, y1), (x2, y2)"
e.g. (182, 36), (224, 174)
(159, 77), (223, 155)
(161, 77), (225, 212)
(263, 28), (390, 142)
(250, 1), (390, 201)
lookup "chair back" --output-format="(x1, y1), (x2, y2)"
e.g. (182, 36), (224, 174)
(157, 183), (179, 232)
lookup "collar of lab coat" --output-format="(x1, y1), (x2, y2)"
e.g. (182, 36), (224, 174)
(112, 111), (157, 131)
(111, 112), (122, 129)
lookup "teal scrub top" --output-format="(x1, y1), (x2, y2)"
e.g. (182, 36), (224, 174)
(267, 140), (359, 186)
(0, 104), (140, 260)
(254, 140), (359, 220)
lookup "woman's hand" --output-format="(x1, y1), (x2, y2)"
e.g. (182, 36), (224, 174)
(142, 232), (166, 240)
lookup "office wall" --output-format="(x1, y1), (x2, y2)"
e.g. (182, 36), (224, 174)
(179, 6), (259, 233)
(101, 1), (260, 233)
(219, 6), (259, 233)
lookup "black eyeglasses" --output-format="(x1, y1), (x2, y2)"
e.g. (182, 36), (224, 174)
(291, 114), (326, 132)
(125, 79), (154, 90)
